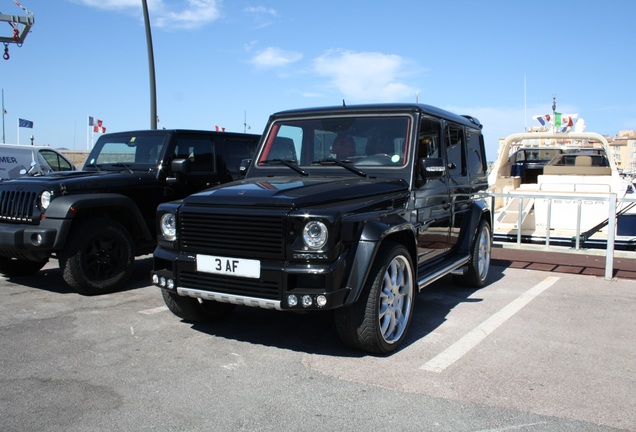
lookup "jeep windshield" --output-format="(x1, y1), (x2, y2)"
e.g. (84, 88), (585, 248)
(85, 133), (168, 170)
(256, 115), (411, 174)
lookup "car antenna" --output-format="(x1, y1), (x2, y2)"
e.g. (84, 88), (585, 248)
(342, 99), (346, 107)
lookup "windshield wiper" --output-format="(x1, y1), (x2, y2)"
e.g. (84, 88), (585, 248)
(312, 158), (367, 178)
(110, 163), (135, 173)
(263, 159), (309, 176)
(84, 162), (102, 171)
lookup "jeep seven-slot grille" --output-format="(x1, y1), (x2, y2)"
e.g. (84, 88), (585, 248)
(0, 190), (38, 223)
(180, 210), (285, 260)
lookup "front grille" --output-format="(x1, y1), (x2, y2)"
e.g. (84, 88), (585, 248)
(180, 271), (280, 300)
(180, 208), (286, 260)
(0, 190), (39, 223)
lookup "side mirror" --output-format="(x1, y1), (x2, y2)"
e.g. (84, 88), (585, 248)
(166, 158), (192, 185)
(239, 158), (252, 177)
(420, 157), (445, 179)
(171, 158), (191, 174)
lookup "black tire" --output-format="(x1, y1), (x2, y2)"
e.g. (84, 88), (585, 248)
(334, 243), (415, 354)
(453, 219), (491, 288)
(161, 290), (235, 322)
(59, 219), (134, 295)
(0, 257), (48, 277)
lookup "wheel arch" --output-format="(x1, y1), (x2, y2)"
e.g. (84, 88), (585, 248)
(47, 193), (152, 251)
(342, 217), (417, 306)
(457, 199), (492, 255)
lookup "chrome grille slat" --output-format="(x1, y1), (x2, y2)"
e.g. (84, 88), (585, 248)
(0, 190), (38, 222)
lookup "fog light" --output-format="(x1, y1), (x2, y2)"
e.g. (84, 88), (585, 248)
(167, 279), (174, 289)
(287, 295), (298, 307)
(32, 233), (43, 245)
(159, 276), (166, 287)
(152, 274), (159, 285)
(316, 295), (327, 307)
(302, 295), (313, 307)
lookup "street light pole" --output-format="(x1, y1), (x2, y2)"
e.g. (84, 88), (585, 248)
(141, 0), (157, 130)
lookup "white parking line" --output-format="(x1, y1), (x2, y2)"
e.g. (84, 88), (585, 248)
(420, 275), (560, 373)
(138, 306), (168, 315)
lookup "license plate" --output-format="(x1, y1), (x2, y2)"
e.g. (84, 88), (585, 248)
(196, 254), (261, 279)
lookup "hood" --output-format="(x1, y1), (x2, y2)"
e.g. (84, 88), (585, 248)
(183, 176), (409, 209)
(0, 169), (157, 192)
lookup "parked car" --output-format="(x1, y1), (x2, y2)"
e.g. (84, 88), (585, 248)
(0, 129), (260, 294)
(0, 143), (76, 179)
(152, 104), (492, 354)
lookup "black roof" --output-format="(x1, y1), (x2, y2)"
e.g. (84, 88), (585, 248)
(99, 129), (260, 138)
(271, 103), (482, 129)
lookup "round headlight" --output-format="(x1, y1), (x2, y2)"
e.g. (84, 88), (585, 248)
(302, 220), (328, 249)
(160, 212), (177, 241)
(39, 191), (52, 209)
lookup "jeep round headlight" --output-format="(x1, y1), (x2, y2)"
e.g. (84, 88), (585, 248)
(160, 212), (177, 241)
(302, 220), (328, 249)
(39, 191), (52, 210)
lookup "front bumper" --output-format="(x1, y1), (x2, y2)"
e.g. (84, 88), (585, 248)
(152, 247), (351, 311)
(0, 218), (70, 261)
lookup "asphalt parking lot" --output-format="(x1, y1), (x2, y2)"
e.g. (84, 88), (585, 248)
(1, 256), (634, 432)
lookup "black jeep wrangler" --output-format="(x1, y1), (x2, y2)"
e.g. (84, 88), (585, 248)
(152, 104), (491, 353)
(0, 129), (259, 294)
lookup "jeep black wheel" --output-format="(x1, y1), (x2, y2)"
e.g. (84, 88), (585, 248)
(0, 257), (48, 277)
(335, 243), (414, 354)
(453, 219), (491, 288)
(162, 290), (236, 322)
(60, 219), (134, 295)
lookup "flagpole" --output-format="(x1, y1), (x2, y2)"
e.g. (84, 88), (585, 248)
(17, 117), (19, 144)
(1, 89), (6, 144)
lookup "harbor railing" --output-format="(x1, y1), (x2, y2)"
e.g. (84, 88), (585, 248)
(488, 191), (636, 280)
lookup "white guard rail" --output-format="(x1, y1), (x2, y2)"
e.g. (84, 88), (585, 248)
(488, 191), (636, 280)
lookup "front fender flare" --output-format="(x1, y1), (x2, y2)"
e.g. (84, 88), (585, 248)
(343, 215), (416, 306)
(44, 193), (152, 243)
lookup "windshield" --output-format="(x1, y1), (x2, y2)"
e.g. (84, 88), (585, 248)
(86, 133), (168, 168)
(257, 115), (411, 170)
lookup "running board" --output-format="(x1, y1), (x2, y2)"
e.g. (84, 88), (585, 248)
(417, 256), (471, 290)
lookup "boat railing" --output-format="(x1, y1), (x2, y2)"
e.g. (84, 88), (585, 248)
(488, 191), (636, 280)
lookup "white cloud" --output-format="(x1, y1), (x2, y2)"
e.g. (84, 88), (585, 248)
(243, 6), (278, 28)
(73, 0), (222, 30)
(313, 50), (416, 103)
(243, 6), (277, 17)
(251, 47), (302, 69)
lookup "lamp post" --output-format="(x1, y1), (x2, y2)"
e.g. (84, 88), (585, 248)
(141, 0), (157, 130)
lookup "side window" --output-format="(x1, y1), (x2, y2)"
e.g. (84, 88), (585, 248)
(39, 150), (73, 171)
(175, 138), (216, 174)
(466, 129), (486, 176)
(418, 117), (441, 159)
(220, 139), (258, 178)
(445, 124), (466, 176)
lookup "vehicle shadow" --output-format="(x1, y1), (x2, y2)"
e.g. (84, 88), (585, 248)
(4, 256), (155, 295)
(188, 263), (508, 357)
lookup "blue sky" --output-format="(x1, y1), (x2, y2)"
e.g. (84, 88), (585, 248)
(2, 0), (635, 160)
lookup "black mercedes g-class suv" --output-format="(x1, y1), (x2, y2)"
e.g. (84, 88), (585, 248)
(0, 129), (259, 294)
(152, 104), (491, 353)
